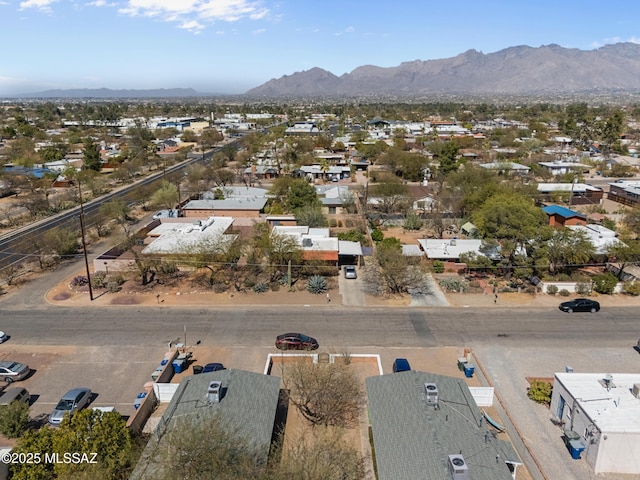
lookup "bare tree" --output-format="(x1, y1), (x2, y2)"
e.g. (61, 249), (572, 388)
(282, 359), (361, 428)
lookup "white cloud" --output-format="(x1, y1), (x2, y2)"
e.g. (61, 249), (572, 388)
(19, 0), (57, 12)
(86, 0), (117, 6)
(252, 28), (265, 35)
(179, 19), (204, 33)
(118, 0), (268, 30)
(591, 36), (640, 48)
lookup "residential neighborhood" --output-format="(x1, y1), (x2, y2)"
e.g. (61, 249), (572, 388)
(1, 99), (640, 479)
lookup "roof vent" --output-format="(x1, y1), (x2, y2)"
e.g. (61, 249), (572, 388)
(447, 454), (469, 480)
(450, 239), (457, 246)
(424, 383), (439, 407)
(207, 381), (222, 404)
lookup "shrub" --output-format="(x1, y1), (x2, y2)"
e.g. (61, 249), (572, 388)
(624, 281), (640, 296)
(575, 282), (592, 295)
(243, 278), (256, 288)
(559, 289), (571, 297)
(528, 380), (552, 405)
(592, 273), (618, 294)
(371, 228), (383, 242)
(253, 283), (268, 293)
(546, 285), (558, 295)
(432, 260), (445, 274)
(307, 275), (327, 294)
(70, 275), (89, 287)
(0, 401), (30, 438)
(403, 214), (423, 231)
(438, 277), (469, 293)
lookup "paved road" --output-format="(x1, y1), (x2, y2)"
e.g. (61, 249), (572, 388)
(3, 297), (639, 350)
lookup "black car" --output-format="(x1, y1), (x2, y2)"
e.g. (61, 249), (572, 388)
(275, 333), (319, 351)
(202, 363), (225, 373)
(559, 298), (600, 313)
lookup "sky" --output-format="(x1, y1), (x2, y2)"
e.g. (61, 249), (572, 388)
(1, 0), (639, 95)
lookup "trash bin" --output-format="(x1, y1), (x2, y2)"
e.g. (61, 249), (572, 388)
(464, 364), (475, 378)
(457, 357), (468, 371)
(193, 365), (203, 375)
(569, 439), (585, 459)
(172, 359), (185, 374)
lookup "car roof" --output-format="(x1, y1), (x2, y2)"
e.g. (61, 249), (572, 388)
(277, 333), (302, 339)
(62, 388), (90, 399)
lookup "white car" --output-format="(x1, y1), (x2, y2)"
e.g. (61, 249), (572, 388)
(0, 332), (7, 343)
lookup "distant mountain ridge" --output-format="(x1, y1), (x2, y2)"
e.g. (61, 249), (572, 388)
(6, 87), (203, 99)
(246, 43), (640, 97)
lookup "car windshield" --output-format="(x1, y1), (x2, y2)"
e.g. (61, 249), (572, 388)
(6, 362), (19, 370)
(298, 335), (311, 342)
(55, 399), (74, 411)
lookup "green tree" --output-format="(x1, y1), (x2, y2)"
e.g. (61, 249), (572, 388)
(472, 193), (547, 271)
(295, 205), (328, 228)
(82, 138), (101, 171)
(53, 409), (133, 480)
(200, 128), (224, 150)
(149, 181), (179, 210)
(607, 240), (640, 280)
(0, 400), (30, 438)
(286, 179), (320, 212)
(546, 228), (595, 275)
(9, 428), (55, 480)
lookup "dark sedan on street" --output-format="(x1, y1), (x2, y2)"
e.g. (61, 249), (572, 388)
(559, 298), (600, 313)
(275, 333), (319, 351)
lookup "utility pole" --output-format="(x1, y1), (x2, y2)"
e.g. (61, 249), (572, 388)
(77, 178), (94, 301)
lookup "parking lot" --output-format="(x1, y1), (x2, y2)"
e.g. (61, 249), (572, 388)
(0, 345), (167, 423)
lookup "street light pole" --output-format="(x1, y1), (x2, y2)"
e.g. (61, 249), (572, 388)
(77, 178), (94, 301)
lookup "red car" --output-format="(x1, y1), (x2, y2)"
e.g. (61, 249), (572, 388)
(275, 333), (319, 350)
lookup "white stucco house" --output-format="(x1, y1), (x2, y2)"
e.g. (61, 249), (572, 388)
(550, 372), (640, 474)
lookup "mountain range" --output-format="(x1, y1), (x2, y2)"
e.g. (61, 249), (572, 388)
(245, 43), (640, 97)
(6, 88), (203, 99)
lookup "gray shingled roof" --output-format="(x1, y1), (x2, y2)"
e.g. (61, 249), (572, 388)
(366, 371), (519, 480)
(131, 369), (280, 479)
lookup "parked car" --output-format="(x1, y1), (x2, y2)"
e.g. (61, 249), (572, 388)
(0, 331), (8, 343)
(0, 361), (30, 383)
(275, 333), (319, 351)
(202, 363), (225, 373)
(558, 298), (600, 313)
(0, 387), (30, 406)
(343, 265), (357, 279)
(48, 388), (92, 425)
(393, 358), (411, 373)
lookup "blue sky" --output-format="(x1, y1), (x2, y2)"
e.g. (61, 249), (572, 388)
(1, 0), (638, 95)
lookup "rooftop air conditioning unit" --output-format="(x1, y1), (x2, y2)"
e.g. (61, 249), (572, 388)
(447, 454), (469, 480)
(633, 384), (640, 399)
(424, 383), (439, 406)
(207, 381), (222, 404)
(450, 239), (457, 246)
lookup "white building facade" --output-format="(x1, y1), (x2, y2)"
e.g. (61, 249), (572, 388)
(550, 372), (640, 474)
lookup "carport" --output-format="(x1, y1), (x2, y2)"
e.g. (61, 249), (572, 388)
(338, 240), (363, 267)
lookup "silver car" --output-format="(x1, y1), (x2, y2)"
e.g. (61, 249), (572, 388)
(343, 265), (357, 279)
(49, 388), (92, 425)
(0, 361), (30, 383)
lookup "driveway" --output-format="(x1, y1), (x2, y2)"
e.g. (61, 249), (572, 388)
(338, 267), (366, 306)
